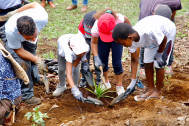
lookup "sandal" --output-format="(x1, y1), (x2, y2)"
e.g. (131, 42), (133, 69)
(134, 95), (147, 101)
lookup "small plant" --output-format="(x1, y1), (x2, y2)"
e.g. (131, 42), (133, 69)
(85, 80), (115, 99)
(25, 107), (49, 126)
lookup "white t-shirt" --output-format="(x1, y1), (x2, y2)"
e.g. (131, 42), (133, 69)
(129, 15), (176, 53)
(91, 13), (124, 37)
(5, 4), (48, 49)
(58, 34), (87, 63)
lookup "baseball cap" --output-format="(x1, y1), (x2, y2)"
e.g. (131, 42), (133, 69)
(98, 13), (116, 42)
(154, 5), (172, 20)
(69, 34), (89, 55)
(83, 11), (96, 38)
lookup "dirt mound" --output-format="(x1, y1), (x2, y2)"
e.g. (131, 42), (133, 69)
(13, 13), (189, 126)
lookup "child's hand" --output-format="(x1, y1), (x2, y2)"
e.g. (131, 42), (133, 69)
(94, 55), (102, 69)
(154, 53), (166, 68)
(71, 86), (85, 103)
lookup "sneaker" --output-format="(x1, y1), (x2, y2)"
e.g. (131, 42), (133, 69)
(105, 81), (111, 89)
(79, 77), (87, 88)
(116, 86), (125, 96)
(53, 84), (67, 96)
(165, 66), (173, 75)
(138, 68), (145, 77)
(24, 97), (41, 105)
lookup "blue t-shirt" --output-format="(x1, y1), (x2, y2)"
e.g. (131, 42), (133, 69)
(0, 52), (21, 101)
(5, 4), (48, 49)
(0, 0), (22, 9)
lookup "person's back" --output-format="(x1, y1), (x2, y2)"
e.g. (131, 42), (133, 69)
(139, 0), (182, 20)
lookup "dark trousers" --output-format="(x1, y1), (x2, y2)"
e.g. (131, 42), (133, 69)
(98, 38), (123, 75)
(81, 38), (101, 79)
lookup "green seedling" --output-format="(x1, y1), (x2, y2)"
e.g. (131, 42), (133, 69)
(25, 107), (49, 126)
(85, 80), (115, 99)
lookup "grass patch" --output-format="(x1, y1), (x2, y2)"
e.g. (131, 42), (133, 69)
(42, 50), (56, 59)
(29, 0), (189, 39)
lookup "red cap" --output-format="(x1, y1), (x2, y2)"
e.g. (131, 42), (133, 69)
(98, 13), (116, 42)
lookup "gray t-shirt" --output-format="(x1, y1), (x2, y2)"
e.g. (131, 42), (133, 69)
(5, 4), (48, 49)
(139, 0), (182, 20)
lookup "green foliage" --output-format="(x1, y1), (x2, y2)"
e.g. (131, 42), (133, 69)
(85, 80), (115, 99)
(25, 107), (49, 126)
(42, 50), (56, 59)
(176, 31), (187, 38)
(28, 0), (189, 40)
(153, 67), (172, 85)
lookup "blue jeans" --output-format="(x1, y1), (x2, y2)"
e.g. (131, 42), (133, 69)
(98, 38), (123, 75)
(81, 38), (101, 79)
(72, 0), (88, 5)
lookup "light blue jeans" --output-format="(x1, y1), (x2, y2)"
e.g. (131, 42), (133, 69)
(72, 0), (88, 5)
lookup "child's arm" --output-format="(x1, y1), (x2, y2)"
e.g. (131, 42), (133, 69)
(91, 36), (99, 56)
(66, 62), (76, 88)
(17, 2), (39, 13)
(66, 61), (85, 103)
(124, 16), (132, 26)
(154, 36), (168, 68)
(131, 48), (140, 79)
(157, 36), (167, 53)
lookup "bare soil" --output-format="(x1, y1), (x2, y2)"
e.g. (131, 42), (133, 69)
(13, 13), (189, 126)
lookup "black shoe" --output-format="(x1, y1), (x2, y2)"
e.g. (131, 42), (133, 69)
(96, 77), (101, 86)
(79, 77), (87, 88)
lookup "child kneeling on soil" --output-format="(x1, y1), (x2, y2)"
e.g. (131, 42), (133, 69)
(0, 43), (29, 125)
(112, 14), (176, 101)
(53, 34), (89, 103)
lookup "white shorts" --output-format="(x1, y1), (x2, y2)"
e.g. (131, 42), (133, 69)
(144, 39), (173, 68)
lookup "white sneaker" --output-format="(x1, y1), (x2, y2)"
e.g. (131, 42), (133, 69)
(105, 81), (111, 89)
(53, 84), (67, 96)
(116, 86), (125, 96)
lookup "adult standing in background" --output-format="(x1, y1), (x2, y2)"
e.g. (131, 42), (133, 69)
(138, 0), (182, 77)
(66, 0), (89, 12)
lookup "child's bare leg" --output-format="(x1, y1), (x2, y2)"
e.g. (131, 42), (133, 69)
(103, 71), (109, 83)
(149, 67), (164, 98)
(143, 63), (155, 96)
(115, 73), (123, 86)
(135, 63), (154, 100)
